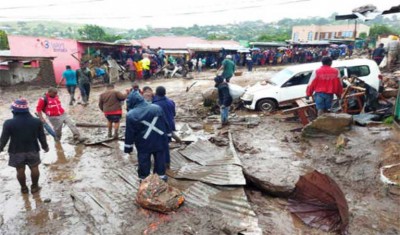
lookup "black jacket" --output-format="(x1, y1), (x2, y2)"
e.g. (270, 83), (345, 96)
(372, 47), (385, 58)
(0, 113), (48, 154)
(216, 82), (233, 107)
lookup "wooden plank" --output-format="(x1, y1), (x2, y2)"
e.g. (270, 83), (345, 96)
(84, 137), (119, 146)
(295, 99), (308, 107)
(296, 109), (310, 126)
(283, 103), (315, 114)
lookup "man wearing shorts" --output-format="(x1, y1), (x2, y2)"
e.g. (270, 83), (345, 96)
(306, 56), (343, 116)
(0, 98), (49, 194)
(99, 84), (127, 139)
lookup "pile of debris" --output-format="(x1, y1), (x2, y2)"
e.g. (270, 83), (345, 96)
(382, 71), (400, 89)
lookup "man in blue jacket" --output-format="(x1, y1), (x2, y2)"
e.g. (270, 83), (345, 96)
(215, 76), (233, 128)
(153, 86), (176, 168)
(124, 91), (171, 182)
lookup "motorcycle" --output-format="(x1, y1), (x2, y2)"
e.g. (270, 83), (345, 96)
(162, 63), (189, 78)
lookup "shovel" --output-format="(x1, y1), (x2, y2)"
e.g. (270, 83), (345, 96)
(186, 81), (197, 92)
(35, 113), (57, 140)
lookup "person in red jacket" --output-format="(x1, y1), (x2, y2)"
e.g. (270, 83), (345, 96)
(36, 87), (82, 141)
(306, 56), (343, 116)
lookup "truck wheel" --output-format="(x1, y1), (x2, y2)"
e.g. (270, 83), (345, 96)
(257, 99), (277, 112)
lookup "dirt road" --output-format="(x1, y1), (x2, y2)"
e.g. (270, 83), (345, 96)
(0, 69), (398, 234)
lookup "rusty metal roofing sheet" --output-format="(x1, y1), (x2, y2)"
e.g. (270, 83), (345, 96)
(179, 140), (242, 166)
(174, 163), (246, 186)
(184, 182), (262, 235)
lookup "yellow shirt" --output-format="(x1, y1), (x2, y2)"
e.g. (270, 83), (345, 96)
(141, 58), (150, 70)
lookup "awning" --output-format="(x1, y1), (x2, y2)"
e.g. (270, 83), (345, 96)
(187, 43), (247, 51)
(78, 40), (133, 46)
(289, 40), (330, 46)
(249, 42), (288, 47)
(164, 49), (189, 54)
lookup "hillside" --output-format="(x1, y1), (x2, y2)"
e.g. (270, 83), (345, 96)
(0, 14), (398, 41)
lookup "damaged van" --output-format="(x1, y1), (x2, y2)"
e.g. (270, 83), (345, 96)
(241, 59), (383, 112)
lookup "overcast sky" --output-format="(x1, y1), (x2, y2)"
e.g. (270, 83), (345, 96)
(0, 0), (398, 29)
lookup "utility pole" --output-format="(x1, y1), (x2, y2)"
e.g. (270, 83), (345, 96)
(353, 20), (357, 39)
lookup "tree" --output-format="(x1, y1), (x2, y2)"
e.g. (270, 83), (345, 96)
(207, 34), (231, 40)
(257, 32), (290, 42)
(0, 30), (9, 50)
(369, 24), (395, 39)
(78, 24), (107, 41)
(358, 32), (367, 39)
(17, 21), (26, 28)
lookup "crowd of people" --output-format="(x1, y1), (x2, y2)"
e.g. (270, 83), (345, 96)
(83, 44), (356, 83)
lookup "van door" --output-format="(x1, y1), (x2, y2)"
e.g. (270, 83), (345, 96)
(278, 71), (313, 102)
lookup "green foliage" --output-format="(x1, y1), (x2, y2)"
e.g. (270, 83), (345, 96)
(207, 34), (231, 40)
(383, 116), (394, 125)
(358, 32), (367, 39)
(1, 15), (399, 42)
(0, 30), (9, 50)
(78, 24), (107, 41)
(369, 24), (396, 39)
(78, 24), (123, 42)
(257, 32), (290, 42)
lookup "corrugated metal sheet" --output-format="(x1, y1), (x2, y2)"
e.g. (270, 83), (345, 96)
(164, 49), (189, 54)
(170, 149), (191, 171)
(184, 182), (262, 235)
(78, 40), (132, 46)
(139, 36), (207, 49)
(249, 41), (288, 47)
(70, 188), (126, 234)
(113, 166), (140, 194)
(174, 163), (246, 185)
(179, 140), (242, 166)
(187, 43), (246, 51)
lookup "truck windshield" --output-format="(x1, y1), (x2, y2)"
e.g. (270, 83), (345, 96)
(268, 68), (295, 86)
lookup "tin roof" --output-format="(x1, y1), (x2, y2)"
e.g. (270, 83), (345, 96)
(187, 40), (244, 51)
(78, 40), (133, 46)
(139, 36), (207, 49)
(179, 140), (242, 166)
(183, 182), (262, 234)
(174, 163), (246, 185)
(249, 41), (288, 47)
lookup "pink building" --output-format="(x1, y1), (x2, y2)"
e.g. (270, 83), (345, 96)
(8, 35), (83, 83)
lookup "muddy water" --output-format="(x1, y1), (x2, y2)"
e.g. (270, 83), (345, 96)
(0, 69), (399, 234)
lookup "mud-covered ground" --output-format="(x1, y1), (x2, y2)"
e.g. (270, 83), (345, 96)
(0, 67), (399, 235)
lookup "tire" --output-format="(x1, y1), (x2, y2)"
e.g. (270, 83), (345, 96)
(256, 99), (277, 112)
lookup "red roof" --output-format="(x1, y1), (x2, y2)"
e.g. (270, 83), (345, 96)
(130, 39), (142, 47)
(139, 36), (207, 49)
